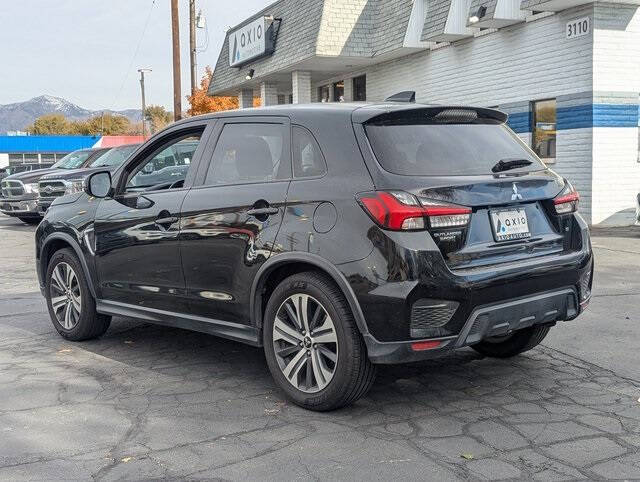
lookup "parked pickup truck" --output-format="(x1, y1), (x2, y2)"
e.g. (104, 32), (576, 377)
(0, 148), (107, 224)
(37, 144), (140, 212)
(0, 163), (55, 183)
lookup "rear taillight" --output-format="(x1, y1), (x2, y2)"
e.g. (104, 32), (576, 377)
(357, 191), (471, 231)
(554, 183), (579, 214)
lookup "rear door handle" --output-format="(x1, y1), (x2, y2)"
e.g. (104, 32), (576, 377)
(247, 207), (279, 216)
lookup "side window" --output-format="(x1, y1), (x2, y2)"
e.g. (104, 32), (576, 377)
(205, 123), (289, 185)
(292, 126), (327, 178)
(126, 132), (202, 191)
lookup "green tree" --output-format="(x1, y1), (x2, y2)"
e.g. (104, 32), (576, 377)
(26, 114), (71, 134)
(69, 113), (131, 135)
(144, 105), (173, 134)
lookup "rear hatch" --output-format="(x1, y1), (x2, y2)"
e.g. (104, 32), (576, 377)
(355, 105), (582, 270)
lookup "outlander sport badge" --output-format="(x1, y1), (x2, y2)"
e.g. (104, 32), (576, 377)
(511, 183), (523, 201)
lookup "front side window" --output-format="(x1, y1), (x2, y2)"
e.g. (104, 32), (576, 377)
(292, 126), (326, 178)
(205, 123), (289, 185)
(532, 99), (556, 162)
(127, 134), (201, 190)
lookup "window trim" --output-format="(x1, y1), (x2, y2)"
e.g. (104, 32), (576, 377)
(291, 124), (328, 180)
(195, 116), (292, 188)
(531, 98), (557, 164)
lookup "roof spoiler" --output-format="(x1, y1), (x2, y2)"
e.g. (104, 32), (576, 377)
(384, 91), (416, 103)
(354, 105), (509, 125)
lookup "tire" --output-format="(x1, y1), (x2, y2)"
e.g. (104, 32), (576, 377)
(471, 325), (551, 358)
(45, 248), (111, 341)
(263, 272), (376, 411)
(18, 217), (41, 225)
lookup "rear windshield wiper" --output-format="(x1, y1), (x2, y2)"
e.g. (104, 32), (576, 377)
(491, 158), (533, 173)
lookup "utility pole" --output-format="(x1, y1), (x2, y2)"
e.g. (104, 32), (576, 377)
(189, 0), (197, 97)
(171, 0), (182, 121)
(138, 68), (152, 139)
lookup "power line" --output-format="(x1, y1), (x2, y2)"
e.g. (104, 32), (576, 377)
(110, 0), (157, 113)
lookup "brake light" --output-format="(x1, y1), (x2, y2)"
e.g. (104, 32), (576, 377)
(357, 191), (471, 231)
(554, 185), (579, 214)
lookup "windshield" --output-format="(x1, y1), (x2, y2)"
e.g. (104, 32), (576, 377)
(52, 150), (92, 169)
(365, 123), (546, 176)
(90, 144), (139, 167)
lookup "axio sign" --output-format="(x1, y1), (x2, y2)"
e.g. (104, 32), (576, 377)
(228, 17), (273, 68)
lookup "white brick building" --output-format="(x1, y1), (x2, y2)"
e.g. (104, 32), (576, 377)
(209, 0), (640, 225)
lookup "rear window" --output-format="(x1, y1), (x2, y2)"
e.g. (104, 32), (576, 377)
(365, 123), (545, 176)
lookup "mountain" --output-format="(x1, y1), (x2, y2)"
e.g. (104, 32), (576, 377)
(0, 95), (142, 134)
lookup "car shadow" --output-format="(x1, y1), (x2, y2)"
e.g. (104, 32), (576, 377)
(72, 317), (522, 410)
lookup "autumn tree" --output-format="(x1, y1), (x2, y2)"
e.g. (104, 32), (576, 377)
(145, 105), (173, 134)
(26, 114), (71, 134)
(187, 66), (260, 116)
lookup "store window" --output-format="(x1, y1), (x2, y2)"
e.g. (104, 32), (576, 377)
(532, 99), (556, 162)
(8, 154), (24, 165)
(333, 81), (344, 102)
(318, 86), (330, 103)
(353, 75), (366, 102)
(40, 153), (56, 163)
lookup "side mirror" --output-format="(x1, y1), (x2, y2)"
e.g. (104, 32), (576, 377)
(85, 171), (112, 198)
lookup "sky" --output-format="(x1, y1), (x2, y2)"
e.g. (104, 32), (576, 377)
(0, 0), (273, 112)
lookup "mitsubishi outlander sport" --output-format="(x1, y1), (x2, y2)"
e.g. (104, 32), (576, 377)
(35, 101), (593, 411)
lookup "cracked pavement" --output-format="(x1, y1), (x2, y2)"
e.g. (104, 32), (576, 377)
(1, 216), (639, 480)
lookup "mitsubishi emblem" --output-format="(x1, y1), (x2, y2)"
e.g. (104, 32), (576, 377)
(511, 183), (523, 201)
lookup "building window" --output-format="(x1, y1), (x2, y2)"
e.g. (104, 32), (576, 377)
(353, 75), (366, 102)
(23, 153), (38, 163)
(40, 153), (56, 163)
(532, 99), (556, 162)
(318, 86), (330, 103)
(8, 154), (24, 165)
(333, 81), (344, 102)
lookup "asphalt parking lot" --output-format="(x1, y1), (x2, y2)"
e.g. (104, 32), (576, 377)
(1, 215), (639, 481)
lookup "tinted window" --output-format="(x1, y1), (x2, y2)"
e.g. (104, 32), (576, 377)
(365, 123), (545, 176)
(292, 126), (326, 178)
(127, 135), (200, 190)
(52, 150), (92, 169)
(91, 145), (139, 167)
(205, 123), (289, 185)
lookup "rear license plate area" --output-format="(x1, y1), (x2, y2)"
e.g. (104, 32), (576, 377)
(490, 208), (531, 242)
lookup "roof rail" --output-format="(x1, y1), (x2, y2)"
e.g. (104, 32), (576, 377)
(384, 91), (416, 103)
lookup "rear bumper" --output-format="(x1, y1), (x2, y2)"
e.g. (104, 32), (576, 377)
(365, 286), (584, 364)
(0, 198), (41, 217)
(346, 215), (593, 363)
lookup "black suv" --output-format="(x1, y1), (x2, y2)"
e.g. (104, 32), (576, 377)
(35, 102), (593, 411)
